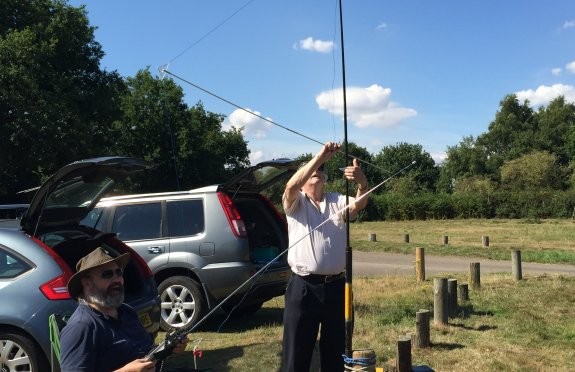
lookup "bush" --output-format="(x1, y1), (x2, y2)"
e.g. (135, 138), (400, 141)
(366, 190), (575, 220)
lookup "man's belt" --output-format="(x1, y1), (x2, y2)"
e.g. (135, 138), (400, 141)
(298, 272), (345, 284)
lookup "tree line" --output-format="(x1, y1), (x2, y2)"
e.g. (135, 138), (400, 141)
(2, 0), (574, 219)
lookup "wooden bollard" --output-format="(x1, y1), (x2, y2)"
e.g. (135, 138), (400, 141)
(368, 233), (376, 242)
(415, 247), (425, 282)
(470, 262), (481, 289)
(433, 278), (448, 326)
(404, 233), (410, 243)
(512, 250), (522, 280)
(458, 283), (469, 301)
(482, 235), (490, 247)
(442, 235), (449, 245)
(414, 309), (430, 348)
(447, 279), (458, 318)
(396, 335), (412, 372)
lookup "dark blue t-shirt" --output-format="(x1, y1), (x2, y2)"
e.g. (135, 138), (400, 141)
(59, 302), (153, 372)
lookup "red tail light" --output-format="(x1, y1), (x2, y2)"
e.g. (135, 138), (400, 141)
(40, 276), (71, 300)
(217, 191), (247, 238)
(31, 236), (73, 300)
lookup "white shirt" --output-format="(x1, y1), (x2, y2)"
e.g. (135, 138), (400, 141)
(285, 191), (352, 275)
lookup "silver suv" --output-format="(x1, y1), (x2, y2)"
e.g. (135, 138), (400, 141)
(81, 159), (298, 330)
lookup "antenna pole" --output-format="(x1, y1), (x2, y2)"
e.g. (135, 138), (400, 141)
(338, 0), (353, 359)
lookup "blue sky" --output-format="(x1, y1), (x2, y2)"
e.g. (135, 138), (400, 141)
(68, 0), (575, 165)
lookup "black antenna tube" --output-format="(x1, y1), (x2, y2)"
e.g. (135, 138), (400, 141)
(338, 0), (354, 360)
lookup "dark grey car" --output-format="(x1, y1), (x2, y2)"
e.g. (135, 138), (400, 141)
(0, 157), (160, 372)
(82, 159), (299, 330)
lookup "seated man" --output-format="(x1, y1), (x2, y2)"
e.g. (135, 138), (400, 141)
(59, 247), (187, 372)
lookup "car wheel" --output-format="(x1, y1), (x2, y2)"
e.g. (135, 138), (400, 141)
(0, 330), (48, 372)
(157, 276), (206, 331)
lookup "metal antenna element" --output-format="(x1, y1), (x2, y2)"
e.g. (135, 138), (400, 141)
(337, 0), (354, 358)
(158, 64), (169, 79)
(158, 67), (393, 175)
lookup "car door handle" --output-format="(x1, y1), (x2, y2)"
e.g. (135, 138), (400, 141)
(147, 246), (165, 254)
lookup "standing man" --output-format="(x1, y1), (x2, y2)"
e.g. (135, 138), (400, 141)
(281, 142), (369, 372)
(59, 247), (187, 372)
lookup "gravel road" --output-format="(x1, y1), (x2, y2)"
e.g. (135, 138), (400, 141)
(352, 251), (575, 277)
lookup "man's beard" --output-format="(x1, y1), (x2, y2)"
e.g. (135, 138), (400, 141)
(86, 281), (125, 308)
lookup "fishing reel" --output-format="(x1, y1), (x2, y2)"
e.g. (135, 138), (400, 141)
(146, 328), (186, 362)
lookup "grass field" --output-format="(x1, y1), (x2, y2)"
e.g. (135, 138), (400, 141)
(351, 218), (575, 264)
(158, 219), (575, 371)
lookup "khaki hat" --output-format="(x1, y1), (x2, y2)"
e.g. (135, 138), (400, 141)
(67, 247), (131, 299)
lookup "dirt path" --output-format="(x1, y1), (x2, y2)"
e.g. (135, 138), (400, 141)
(352, 251), (575, 277)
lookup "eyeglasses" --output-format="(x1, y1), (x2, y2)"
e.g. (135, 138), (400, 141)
(317, 165), (324, 172)
(99, 268), (123, 280)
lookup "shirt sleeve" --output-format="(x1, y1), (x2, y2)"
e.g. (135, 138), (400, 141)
(59, 319), (97, 372)
(284, 191), (303, 216)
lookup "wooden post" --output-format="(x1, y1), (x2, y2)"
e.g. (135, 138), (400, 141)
(396, 335), (412, 372)
(368, 233), (376, 242)
(414, 309), (430, 348)
(404, 234), (410, 243)
(470, 262), (481, 289)
(415, 247), (425, 282)
(458, 283), (469, 301)
(482, 235), (490, 247)
(447, 279), (458, 317)
(433, 277), (448, 326)
(512, 250), (522, 281)
(442, 235), (449, 245)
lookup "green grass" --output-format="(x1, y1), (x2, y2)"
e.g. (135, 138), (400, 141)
(156, 219), (575, 371)
(350, 219), (575, 264)
(160, 273), (575, 371)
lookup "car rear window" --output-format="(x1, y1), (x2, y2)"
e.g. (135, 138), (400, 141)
(166, 199), (204, 237)
(0, 247), (32, 279)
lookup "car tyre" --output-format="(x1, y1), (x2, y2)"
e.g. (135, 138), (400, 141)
(158, 276), (206, 331)
(0, 330), (49, 372)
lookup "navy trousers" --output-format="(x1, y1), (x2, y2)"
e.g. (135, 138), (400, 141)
(281, 274), (345, 372)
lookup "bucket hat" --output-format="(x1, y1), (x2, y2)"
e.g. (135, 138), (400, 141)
(67, 247), (131, 299)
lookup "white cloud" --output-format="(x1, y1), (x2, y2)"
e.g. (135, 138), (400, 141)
(296, 37), (335, 53)
(563, 20), (575, 29)
(566, 61), (575, 73)
(551, 67), (562, 76)
(431, 152), (448, 164)
(376, 22), (387, 30)
(224, 108), (272, 138)
(249, 150), (265, 164)
(315, 84), (417, 128)
(515, 84), (575, 106)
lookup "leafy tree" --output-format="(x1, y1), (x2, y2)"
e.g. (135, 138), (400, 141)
(373, 142), (439, 193)
(437, 136), (489, 192)
(568, 161), (575, 190)
(476, 94), (535, 173)
(0, 0), (125, 200)
(453, 175), (497, 194)
(500, 151), (565, 191)
(111, 69), (250, 192)
(533, 96), (575, 165)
